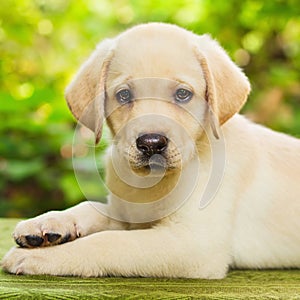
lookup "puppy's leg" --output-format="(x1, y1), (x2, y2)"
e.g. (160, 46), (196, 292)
(12, 201), (125, 248)
(2, 225), (229, 279)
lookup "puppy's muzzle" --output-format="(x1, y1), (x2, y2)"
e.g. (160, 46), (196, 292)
(136, 133), (168, 169)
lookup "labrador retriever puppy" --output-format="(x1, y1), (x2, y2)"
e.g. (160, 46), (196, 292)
(2, 23), (300, 278)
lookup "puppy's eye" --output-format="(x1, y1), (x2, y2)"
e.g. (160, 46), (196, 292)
(116, 89), (132, 104)
(175, 88), (193, 103)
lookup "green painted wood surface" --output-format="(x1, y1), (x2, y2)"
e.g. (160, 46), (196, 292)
(0, 218), (299, 299)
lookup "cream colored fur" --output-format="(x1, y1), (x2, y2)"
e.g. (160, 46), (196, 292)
(2, 23), (300, 278)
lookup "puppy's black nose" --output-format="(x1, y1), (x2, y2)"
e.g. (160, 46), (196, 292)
(136, 133), (168, 157)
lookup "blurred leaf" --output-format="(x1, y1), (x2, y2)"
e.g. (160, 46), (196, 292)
(3, 159), (44, 181)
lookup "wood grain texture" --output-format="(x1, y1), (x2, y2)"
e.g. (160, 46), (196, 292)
(0, 218), (299, 299)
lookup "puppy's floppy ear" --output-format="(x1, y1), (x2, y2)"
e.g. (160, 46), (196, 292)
(194, 35), (251, 131)
(65, 39), (114, 143)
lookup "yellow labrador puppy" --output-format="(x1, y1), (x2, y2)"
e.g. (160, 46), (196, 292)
(2, 23), (300, 278)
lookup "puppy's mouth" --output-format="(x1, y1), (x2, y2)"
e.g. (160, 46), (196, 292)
(130, 156), (179, 177)
(148, 154), (167, 169)
(133, 153), (167, 171)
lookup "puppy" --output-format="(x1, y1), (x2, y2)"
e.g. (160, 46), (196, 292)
(2, 23), (300, 278)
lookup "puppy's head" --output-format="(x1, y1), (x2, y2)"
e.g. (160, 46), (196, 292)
(65, 23), (250, 175)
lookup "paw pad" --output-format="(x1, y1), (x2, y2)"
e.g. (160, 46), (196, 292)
(25, 235), (44, 247)
(59, 233), (71, 244)
(45, 233), (61, 243)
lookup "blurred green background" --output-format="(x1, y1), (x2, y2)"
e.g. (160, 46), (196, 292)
(0, 0), (299, 217)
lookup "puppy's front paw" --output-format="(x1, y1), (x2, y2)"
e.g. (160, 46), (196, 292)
(1, 247), (45, 275)
(13, 211), (81, 248)
(2, 239), (105, 277)
(1, 246), (70, 276)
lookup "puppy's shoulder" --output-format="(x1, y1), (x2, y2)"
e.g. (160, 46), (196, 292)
(223, 113), (300, 153)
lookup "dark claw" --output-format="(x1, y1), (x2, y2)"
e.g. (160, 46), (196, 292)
(59, 233), (71, 244)
(25, 235), (44, 247)
(15, 237), (27, 248)
(45, 233), (61, 243)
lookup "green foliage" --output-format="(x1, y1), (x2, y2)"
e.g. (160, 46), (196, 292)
(0, 0), (300, 217)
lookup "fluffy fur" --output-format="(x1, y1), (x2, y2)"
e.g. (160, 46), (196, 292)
(2, 23), (300, 278)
